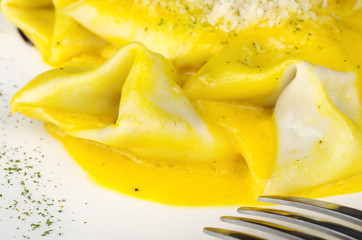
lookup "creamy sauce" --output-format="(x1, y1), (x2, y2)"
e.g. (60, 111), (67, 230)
(7, 1), (362, 206)
(46, 104), (268, 206)
(45, 10), (362, 206)
(47, 99), (362, 206)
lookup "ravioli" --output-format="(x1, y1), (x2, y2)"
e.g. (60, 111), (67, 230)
(270, 62), (362, 194)
(11, 43), (234, 163)
(4, 0), (362, 205)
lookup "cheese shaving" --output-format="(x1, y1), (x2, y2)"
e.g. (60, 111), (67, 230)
(136, 0), (328, 32)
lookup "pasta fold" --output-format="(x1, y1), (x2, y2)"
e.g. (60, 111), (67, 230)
(11, 43), (235, 163)
(194, 60), (362, 195)
(269, 62), (362, 194)
(2, 0), (111, 66)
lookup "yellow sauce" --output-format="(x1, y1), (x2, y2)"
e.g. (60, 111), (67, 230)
(44, 10), (362, 206)
(7, 1), (362, 206)
(46, 103), (271, 206)
(47, 99), (362, 206)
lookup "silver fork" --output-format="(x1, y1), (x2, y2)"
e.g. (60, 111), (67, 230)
(204, 196), (362, 240)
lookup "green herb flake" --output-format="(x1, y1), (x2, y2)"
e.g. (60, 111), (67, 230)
(158, 18), (164, 26)
(41, 230), (53, 237)
(46, 219), (53, 226)
(22, 212), (31, 216)
(31, 223), (41, 230)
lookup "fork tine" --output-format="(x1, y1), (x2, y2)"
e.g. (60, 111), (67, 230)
(221, 216), (325, 240)
(203, 227), (266, 240)
(258, 196), (362, 225)
(237, 207), (362, 240)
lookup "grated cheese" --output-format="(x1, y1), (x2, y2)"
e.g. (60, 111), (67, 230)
(135, 0), (329, 32)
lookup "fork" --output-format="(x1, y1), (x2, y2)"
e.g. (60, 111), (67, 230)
(204, 196), (362, 240)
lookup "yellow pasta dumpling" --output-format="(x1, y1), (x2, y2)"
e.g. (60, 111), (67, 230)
(11, 43), (234, 163)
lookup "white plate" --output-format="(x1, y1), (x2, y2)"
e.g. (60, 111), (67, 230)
(0, 12), (361, 240)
